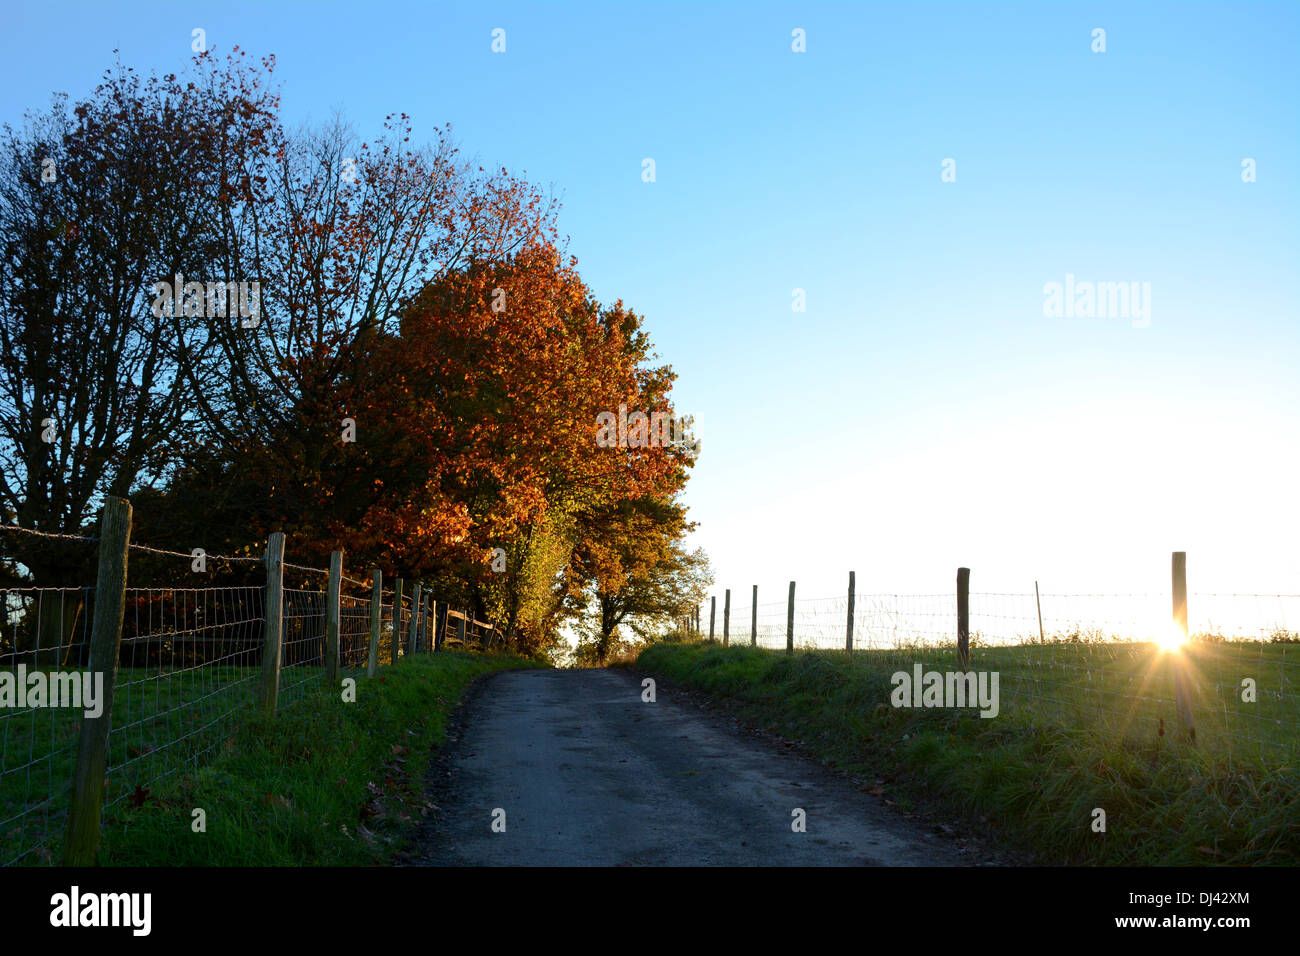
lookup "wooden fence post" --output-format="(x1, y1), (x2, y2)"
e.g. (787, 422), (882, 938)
(259, 532), (285, 716)
(412, 590), (423, 655)
(62, 496), (131, 866)
(846, 570), (856, 652)
(406, 583), (422, 656)
(422, 592), (429, 652)
(1172, 552), (1196, 742)
(457, 610), (466, 646)
(367, 569), (382, 677)
(723, 589), (730, 645)
(751, 585), (757, 646)
(957, 567), (970, 671)
(786, 581), (796, 653)
(709, 596), (716, 641)
(419, 594), (428, 652)
(325, 551), (342, 684)
(1035, 580), (1044, 643)
(425, 595), (433, 652)
(391, 578), (404, 664)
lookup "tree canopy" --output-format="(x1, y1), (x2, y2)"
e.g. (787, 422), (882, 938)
(0, 49), (707, 661)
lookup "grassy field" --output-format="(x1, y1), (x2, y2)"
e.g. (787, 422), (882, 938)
(636, 640), (1300, 865)
(2, 651), (539, 865)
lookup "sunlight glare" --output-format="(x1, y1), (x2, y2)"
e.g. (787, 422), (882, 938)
(1155, 621), (1188, 653)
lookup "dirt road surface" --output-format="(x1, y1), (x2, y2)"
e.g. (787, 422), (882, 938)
(414, 668), (978, 866)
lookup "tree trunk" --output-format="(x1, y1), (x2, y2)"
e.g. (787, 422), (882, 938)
(27, 588), (86, 668)
(15, 553), (91, 668)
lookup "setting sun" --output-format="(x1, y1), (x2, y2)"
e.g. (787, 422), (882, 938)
(1155, 622), (1189, 653)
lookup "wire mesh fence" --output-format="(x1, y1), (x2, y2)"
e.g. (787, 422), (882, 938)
(0, 586), (94, 864)
(107, 586), (266, 821)
(686, 576), (1299, 766)
(1, 513), (486, 867)
(341, 594), (372, 669)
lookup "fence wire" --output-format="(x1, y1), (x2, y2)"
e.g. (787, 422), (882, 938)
(1, 525), (456, 866)
(107, 586), (266, 818)
(1, 586), (93, 865)
(689, 587), (1299, 764)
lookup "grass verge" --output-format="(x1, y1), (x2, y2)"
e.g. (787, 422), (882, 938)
(636, 642), (1299, 865)
(95, 651), (540, 865)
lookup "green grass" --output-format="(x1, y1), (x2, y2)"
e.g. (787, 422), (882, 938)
(637, 641), (1300, 865)
(2, 651), (540, 865)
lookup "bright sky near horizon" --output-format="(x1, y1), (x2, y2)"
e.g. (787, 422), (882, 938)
(3, 1), (1297, 616)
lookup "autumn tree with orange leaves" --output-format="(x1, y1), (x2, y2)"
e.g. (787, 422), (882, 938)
(110, 50), (700, 655)
(0, 45), (699, 658)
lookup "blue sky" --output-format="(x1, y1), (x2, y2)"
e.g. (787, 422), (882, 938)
(3, 1), (1298, 617)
